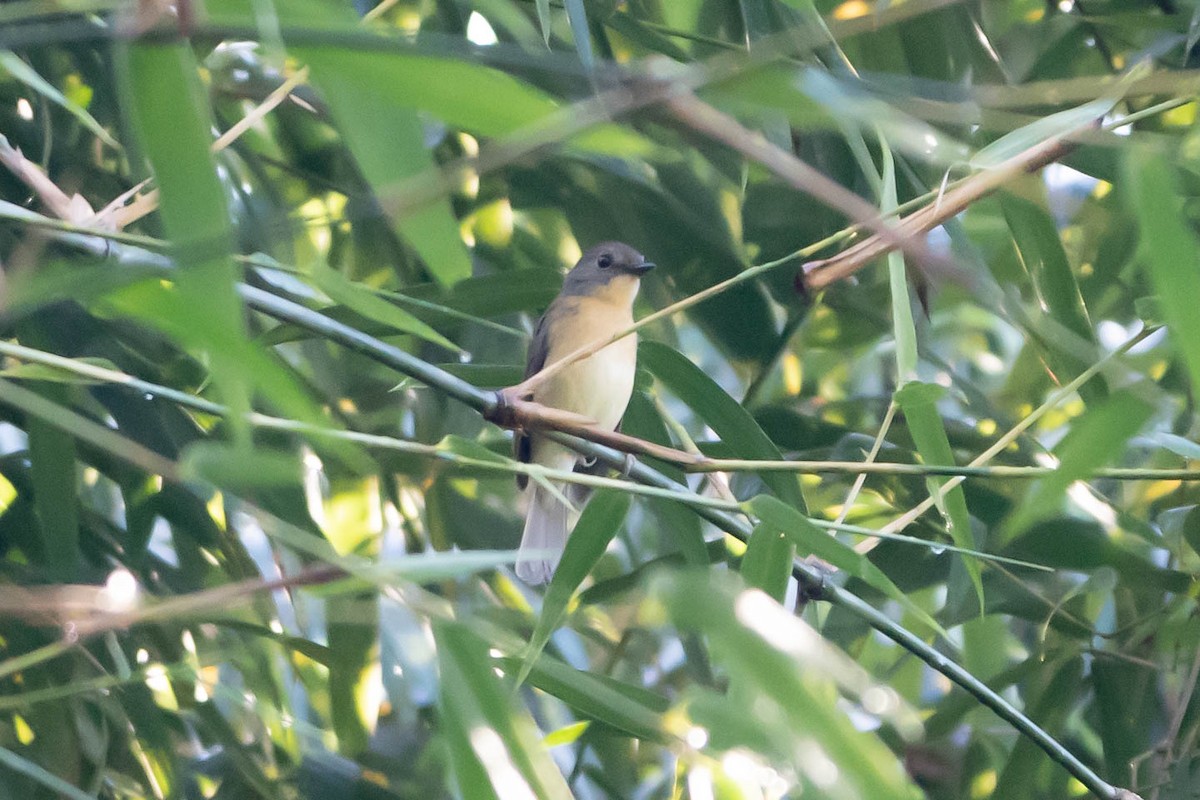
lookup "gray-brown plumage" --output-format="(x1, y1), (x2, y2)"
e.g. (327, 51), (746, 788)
(515, 242), (654, 584)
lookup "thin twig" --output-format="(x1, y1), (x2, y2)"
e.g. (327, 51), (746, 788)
(801, 124), (1086, 292)
(509, 244), (822, 399)
(834, 401), (897, 526)
(876, 326), (1154, 537)
(665, 91), (954, 283)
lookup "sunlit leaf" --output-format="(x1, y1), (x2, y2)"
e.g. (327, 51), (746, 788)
(436, 622), (574, 800)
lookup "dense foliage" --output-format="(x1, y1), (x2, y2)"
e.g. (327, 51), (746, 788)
(2, 0), (1200, 798)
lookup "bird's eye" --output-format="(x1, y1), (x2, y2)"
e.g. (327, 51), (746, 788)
(597, 253), (613, 269)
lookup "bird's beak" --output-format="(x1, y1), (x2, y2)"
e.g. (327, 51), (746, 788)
(629, 260), (656, 275)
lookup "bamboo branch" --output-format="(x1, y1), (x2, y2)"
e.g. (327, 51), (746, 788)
(664, 91), (956, 282)
(801, 124), (1085, 292)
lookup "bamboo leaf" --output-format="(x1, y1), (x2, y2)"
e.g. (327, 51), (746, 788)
(563, 0), (595, 71)
(311, 263), (462, 351)
(893, 381), (982, 614)
(1128, 147), (1200, 397)
(435, 622), (574, 800)
(639, 341), (807, 512)
(0, 50), (119, 149)
(654, 570), (923, 798)
(301, 66), (473, 288)
(515, 491), (630, 688)
(1004, 391), (1153, 541)
(749, 495), (947, 640)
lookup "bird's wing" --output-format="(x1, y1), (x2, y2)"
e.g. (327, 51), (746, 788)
(515, 308), (552, 489)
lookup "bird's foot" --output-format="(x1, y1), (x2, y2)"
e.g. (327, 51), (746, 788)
(619, 453), (636, 478)
(485, 387), (523, 428)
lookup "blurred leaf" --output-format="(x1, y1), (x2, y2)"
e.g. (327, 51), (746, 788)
(1128, 147), (1200, 397)
(971, 91), (1118, 169)
(290, 46), (651, 157)
(259, 267), (559, 346)
(563, 0), (595, 71)
(27, 410), (79, 581)
(1003, 517), (1189, 592)
(993, 659), (1083, 799)
(302, 69), (473, 287)
(329, 589), (378, 757)
(0, 50), (119, 149)
(0, 744), (93, 800)
(622, 390), (708, 565)
(882, 140), (918, 383)
(435, 621), (574, 800)
(502, 654), (668, 741)
(535, 0), (552, 45)
(120, 42), (260, 448)
(1151, 431), (1200, 460)
(639, 341), (806, 511)
(1001, 194), (1103, 405)
(1005, 391), (1152, 540)
(800, 69), (969, 165)
(740, 523), (792, 602)
(180, 442), (302, 490)
(749, 495), (945, 639)
(311, 263), (461, 350)
(0, 356), (118, 384)
(516, 490), (629, 687)
(655, 570), (923, 798)
(893, 381), (982, 613)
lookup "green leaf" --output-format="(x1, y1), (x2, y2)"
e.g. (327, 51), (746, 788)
(800, 69), (969, 165)
(1001, 194), (1103, 405)
(288, 46), (650, 157)
(1092, 658), (1160, 787)
(501, 654), (668, 741)
(639, 340), (807, 512)
(180, 442), (302, 490)
(893, 381), (982, 614)
(27, 410), (79, 582)
(311, 262), (461, 351)
(880, 137), (917, 382)
(1151, 432), (1200, 460)
(740, 523), (793, 602)
(301, 66), (473, 287)
(0, 50), (120, 149)
(328, 590), (378, 757)
(536, 0), (553, 45)
(622, 391), (708, 565)
(0, 744), (94, 800)
(119, 42), (260, 446)
(435, 622), (574, 800)
(971, 96), (1113, 169)
(1005, 391), (1153, 541)
(515, 491), (630, 687)
(0, 356), (118, 384)
(100, 280), (366, 470)
(654, 570), (923, 797)
(563, 0), (595, 71)
(749, 494), (946, 640)
(1127, 147), (1200, 397)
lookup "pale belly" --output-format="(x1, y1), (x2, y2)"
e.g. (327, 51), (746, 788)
(530, 297), (638, 471)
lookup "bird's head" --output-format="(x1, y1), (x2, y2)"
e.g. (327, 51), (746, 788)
(560, 241), (655, 305)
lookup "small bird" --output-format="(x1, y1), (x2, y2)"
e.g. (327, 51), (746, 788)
(514, 242), (655, 584)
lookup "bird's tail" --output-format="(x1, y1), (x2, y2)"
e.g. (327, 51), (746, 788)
(516, 483), (586, 585)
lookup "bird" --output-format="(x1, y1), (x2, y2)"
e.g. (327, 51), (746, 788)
(514, 241), (655, 585)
